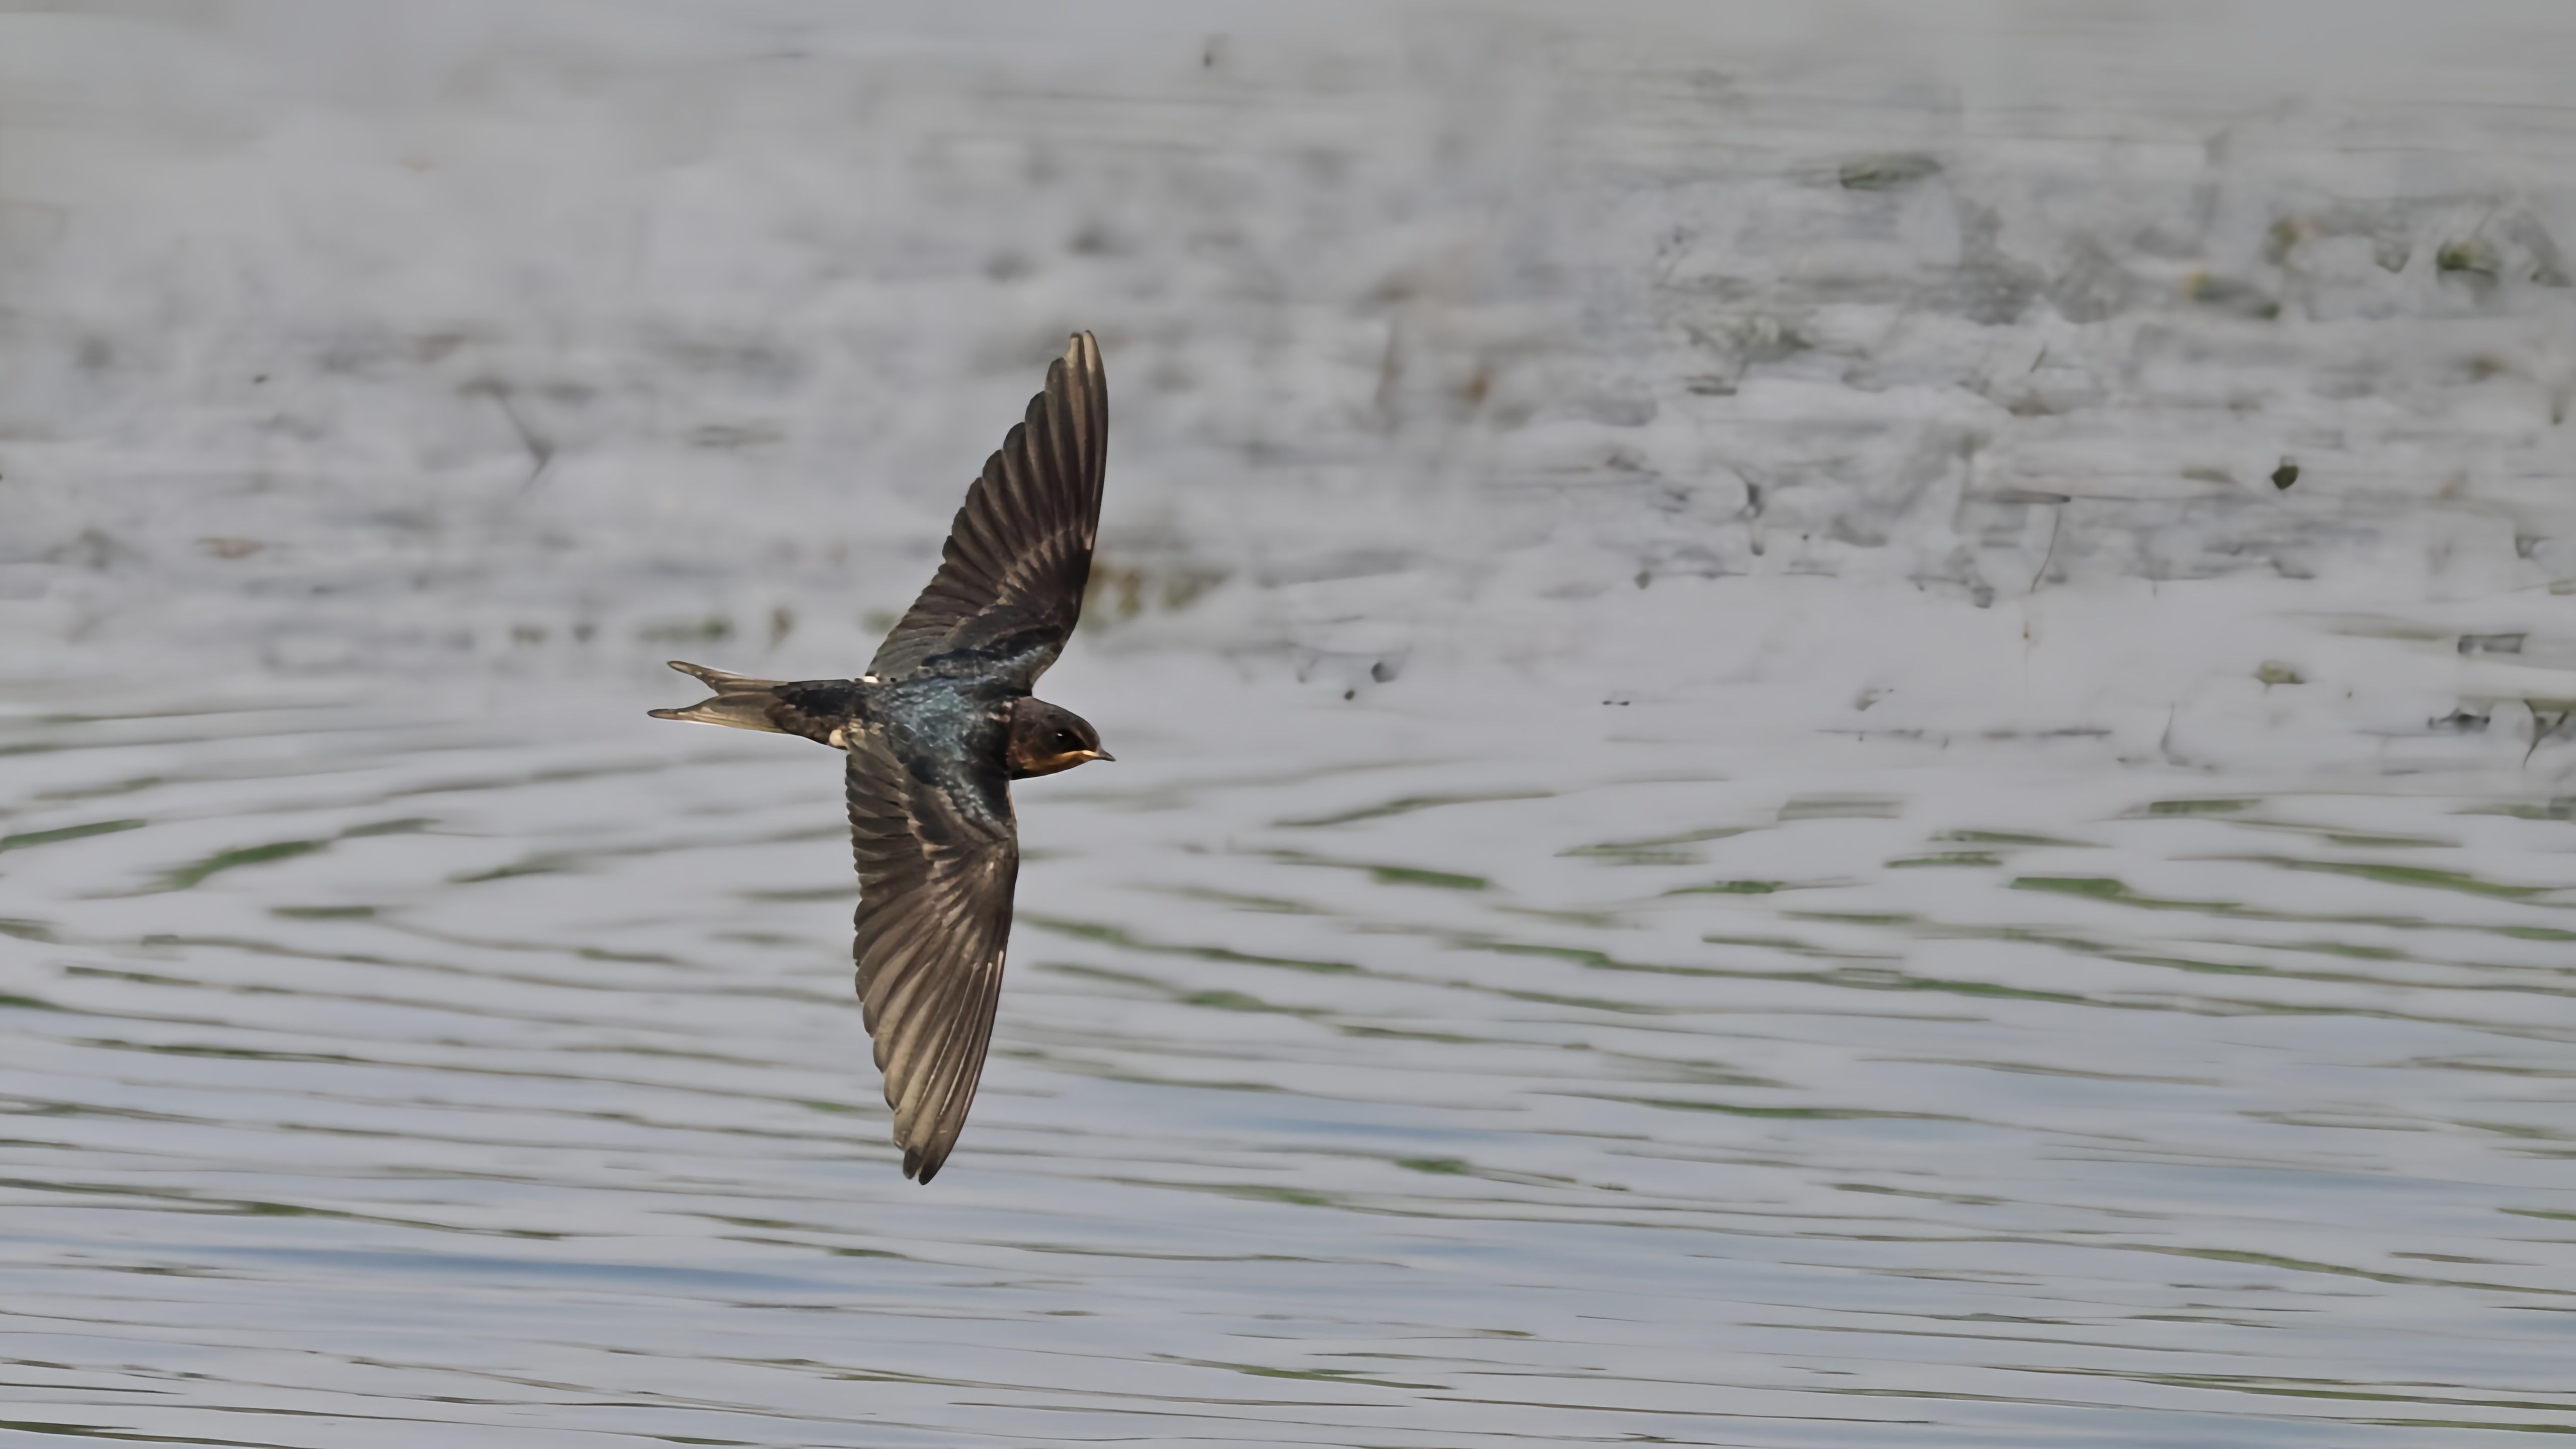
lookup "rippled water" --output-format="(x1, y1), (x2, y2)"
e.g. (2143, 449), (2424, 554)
(5, 640), (2573, 1446)
(9, 3), (2576, 1442)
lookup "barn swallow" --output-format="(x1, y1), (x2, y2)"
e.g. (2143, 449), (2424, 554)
(650, 332), (1112, 1182)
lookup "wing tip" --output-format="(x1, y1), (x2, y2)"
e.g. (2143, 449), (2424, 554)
(1061, 330), (1102, 383)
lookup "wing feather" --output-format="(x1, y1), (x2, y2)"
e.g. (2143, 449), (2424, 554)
(867, 332), (1107, 688)
(845, 722), (1018, 1183)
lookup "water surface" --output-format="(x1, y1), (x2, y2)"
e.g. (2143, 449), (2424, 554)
(3, 654), (2571, 1446)
(6, 4), (2576, 1442)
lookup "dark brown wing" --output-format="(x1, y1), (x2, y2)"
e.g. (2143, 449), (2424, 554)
(845, 721), (1018, 1183)
(868, 332), (1107, 690)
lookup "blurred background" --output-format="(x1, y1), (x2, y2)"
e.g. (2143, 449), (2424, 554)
(5, 3), (2575, 1445)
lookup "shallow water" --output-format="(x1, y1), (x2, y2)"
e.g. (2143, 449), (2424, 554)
(9, 3), (2576, 1443)
(3, 647), (2572, 1446)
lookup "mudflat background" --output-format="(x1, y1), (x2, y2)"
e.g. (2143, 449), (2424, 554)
(4, 4), (2575, 1443)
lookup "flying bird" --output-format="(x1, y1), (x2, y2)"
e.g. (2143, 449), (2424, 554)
(651, 332), (1112, 1182)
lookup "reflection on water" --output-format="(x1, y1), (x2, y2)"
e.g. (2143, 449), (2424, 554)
(3, 656), (2571, 1446)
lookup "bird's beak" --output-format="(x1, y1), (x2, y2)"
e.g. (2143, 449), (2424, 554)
(1088, 749), (1116, 763)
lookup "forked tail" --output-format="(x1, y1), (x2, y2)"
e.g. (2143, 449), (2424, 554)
(647, 660), (794, 734)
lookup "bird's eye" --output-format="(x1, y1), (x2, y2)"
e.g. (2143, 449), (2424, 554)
(1054, 730), (1077, 747)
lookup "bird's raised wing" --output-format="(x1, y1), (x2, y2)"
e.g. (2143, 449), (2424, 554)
(844, 721), (1018, 1183)
(867, 332), (1107, 690)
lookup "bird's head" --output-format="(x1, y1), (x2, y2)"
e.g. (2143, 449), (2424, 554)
(1005, 698), (1114, 779)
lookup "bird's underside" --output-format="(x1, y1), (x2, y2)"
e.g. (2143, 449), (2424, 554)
(649, 331), (1110, 1182)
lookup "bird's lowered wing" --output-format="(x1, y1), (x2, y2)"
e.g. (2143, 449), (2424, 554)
(867, 331), (1106, 690)
(844, 721), (1018, 1183)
